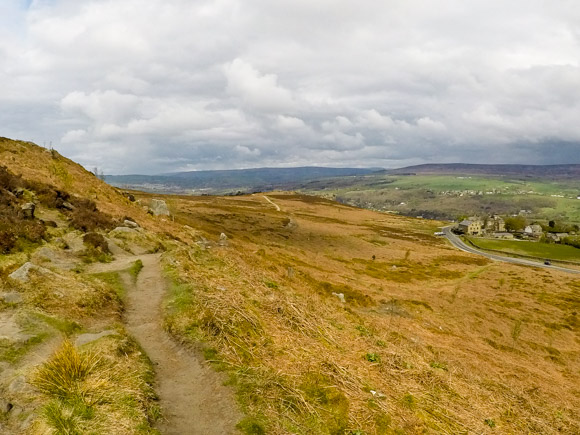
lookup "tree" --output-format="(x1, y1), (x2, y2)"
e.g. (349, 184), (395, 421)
(504, 216), (526, 232)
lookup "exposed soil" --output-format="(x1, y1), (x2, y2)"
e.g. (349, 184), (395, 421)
(89, 254), (240, 434)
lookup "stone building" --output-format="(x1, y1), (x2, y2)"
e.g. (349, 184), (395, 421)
(458, 219), (482, 235)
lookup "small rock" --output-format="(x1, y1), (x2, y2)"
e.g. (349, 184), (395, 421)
(34, 247), (60, 263)
(0, 399), (13, 413)
(149, 199), (170, 216)
(0, 292), (23, 304)
(391, 265), (397, 270)
(75, 330), (117, 347)
(20, 203), (35, 219)
(123, 192), (136, 202)
(54, 238), (69, 249)
(8, 376), (32, 394)
(62, 233), (85, 253)
(218, 233), (228, 246)
(8, 262), (53, 283)
(123, 219), (139, 228)
(285, 218), (297, 228)
(332, 292), (346, 303)
(61, 201), (75, 211)
(196, 237), (212, 249)
(10, 405), (23, 417)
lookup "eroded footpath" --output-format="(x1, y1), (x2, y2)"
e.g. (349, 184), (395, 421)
(90, 254), (240, 435)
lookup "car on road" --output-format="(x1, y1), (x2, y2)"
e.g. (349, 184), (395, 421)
(544, 260), (551, 265)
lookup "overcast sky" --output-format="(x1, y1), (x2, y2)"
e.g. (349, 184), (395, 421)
(1, 0), (579, 174)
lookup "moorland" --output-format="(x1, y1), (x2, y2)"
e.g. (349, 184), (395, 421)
(0, 137), (579, 434)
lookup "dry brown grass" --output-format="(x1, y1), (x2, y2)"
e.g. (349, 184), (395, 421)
(160, 192), (580, 434)
(0, 137), (190, 238)
(2, 138), (578, 433)
(30, 337), (158, 435)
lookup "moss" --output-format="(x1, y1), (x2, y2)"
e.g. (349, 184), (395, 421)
(34, 313), (82, 336)
(236, 417), (266, 435)
(0, 333), (49, 363)
(300, 373), (349, 434)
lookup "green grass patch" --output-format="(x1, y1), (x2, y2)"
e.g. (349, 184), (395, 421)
(0, 333), (49, 363)
(34, 313), (82, 336)
(468, 238), (580, 262)
(129, 259), (144, 282)
(91, 271), (126, 300)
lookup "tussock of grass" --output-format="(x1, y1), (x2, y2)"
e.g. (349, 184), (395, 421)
(33, 340), (104, 403)
(31, 338), (159, 434)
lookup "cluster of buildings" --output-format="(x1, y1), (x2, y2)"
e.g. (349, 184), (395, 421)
(456, 215), (574, 241)
(457, 215), (505, 236)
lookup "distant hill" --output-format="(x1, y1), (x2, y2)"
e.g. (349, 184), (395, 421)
(385, 163), (580, 179)
(106, 166), (377, 193)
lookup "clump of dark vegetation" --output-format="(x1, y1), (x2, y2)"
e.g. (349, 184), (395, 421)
(0, 167), (47, 253)
(0, 166), (115, 254)
(83, 232), (110, 253)
(82, 232), (112, 263)
(69, 198), (115, 232)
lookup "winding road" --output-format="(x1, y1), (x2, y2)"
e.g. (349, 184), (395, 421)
(442, 226), (580, 275)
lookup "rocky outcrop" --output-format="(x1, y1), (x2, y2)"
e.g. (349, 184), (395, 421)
(149, 199), (170, 216)
(8, 262), (53, 282)
(0, 292), (23, 304)
(123, 219), (139, 228)
(19, 203), (35, 219)
(75, 330), (118, 347)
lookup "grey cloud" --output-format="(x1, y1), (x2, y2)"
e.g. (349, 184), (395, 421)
(0, 0), (579, 174)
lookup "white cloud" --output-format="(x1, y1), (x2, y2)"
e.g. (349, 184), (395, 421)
(0, 0), (579, 173)
(224, 58), (295, 112)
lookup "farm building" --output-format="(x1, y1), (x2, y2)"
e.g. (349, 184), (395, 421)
(458, 219), (482, 235)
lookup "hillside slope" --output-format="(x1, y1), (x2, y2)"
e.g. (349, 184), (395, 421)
(386, 163), (580, 179)
(151, 191), (579, 434)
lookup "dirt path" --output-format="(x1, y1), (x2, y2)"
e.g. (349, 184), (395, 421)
(89, 254), (240, 434)
(262, 195), (281, 211)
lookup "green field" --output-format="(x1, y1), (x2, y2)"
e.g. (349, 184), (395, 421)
(467, 237), (580, 262)
(305, 174), (580, 224)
